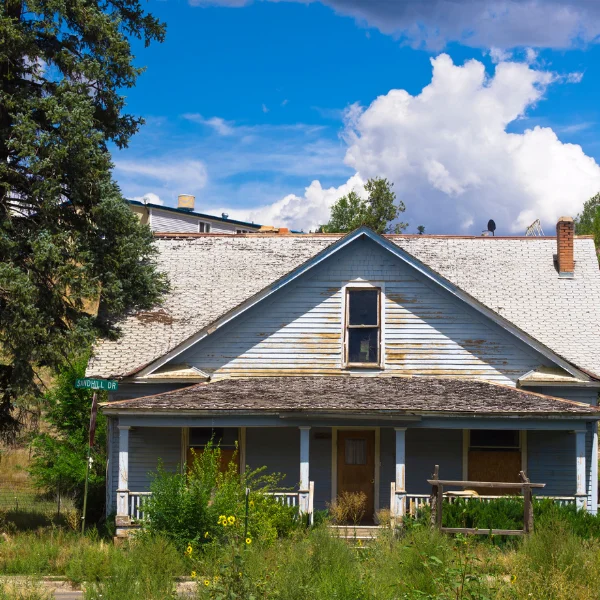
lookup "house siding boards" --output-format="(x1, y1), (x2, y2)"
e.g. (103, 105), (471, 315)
(245, 428), (300, 490)
(108, 426), (181, 513)
(180, 237), (550, 384)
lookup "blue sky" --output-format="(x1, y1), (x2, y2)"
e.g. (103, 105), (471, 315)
(113, 0), (600, 234)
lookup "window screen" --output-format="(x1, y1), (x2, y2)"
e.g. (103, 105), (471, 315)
(345, 438), (367, 465)
(346, 289), (380, 364)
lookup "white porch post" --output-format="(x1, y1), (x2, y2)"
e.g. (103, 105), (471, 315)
(299, 426), (311, 515)
(575, 430), (587, 511)
(116, 425), (131, 523)
(592, 424), (598, 515)
(394, 428), (407, 520)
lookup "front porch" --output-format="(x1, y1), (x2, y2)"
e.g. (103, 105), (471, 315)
(110, 421), (594, 531)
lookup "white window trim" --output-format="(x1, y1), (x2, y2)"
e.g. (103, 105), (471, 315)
(341, 281), (386, 370)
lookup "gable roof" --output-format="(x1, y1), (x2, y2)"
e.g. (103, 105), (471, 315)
(101, 376), (600, 417)
(86, 231), (600, 380)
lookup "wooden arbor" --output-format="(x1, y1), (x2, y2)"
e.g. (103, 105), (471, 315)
(427, 465), (546, 536)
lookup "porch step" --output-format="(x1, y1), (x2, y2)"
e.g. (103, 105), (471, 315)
(329, 525), (383, 541)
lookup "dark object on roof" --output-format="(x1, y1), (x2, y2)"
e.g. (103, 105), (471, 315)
(103, 376), (598, 416)
(487, 219), (496, 236)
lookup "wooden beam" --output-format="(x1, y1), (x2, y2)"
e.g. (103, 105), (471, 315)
(441, 528), (525, 536)
(426, 479), (545, 489)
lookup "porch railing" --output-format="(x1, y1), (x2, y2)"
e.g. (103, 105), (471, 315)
(393, 486), (576, 519)
(265, 481), (315, 524)
(125, 482), (315, 524)
(129, 491), (152, 522)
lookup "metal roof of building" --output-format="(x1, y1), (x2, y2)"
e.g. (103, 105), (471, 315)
(87, 233), (600, 379)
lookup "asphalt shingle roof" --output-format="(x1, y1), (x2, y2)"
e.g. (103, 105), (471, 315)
(102, 376), (600, 415)
(87, 234), (600, 379)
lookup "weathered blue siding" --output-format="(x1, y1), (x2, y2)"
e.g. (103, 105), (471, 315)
(310, 428), (333, 511)
(245, 428), (300, 490)
(406, 429), (464, 494)
(528, 431), (575, 496)
(527, 387), (596, 510)
(179, 237), (551, 384)
(108, 422), (181, 513)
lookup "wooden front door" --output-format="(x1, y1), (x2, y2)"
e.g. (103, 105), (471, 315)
(337, 430), (375, 522)
(187, 447), (239, 474)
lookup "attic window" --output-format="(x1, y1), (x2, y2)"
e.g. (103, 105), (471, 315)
(345, 288), (380, 366)
(199, 222), (211, 233)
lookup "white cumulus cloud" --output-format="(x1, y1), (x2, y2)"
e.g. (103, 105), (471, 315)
(132, 192), (164, 205)
(219, 174), (365, 231)
(229, 54), (600, 234)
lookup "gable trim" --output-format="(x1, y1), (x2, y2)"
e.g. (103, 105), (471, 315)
(134, 227), (591, 381)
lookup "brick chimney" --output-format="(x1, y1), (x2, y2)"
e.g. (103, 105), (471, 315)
(556, 216), (574, 277)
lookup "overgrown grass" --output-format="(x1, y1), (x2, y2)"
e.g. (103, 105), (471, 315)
(2, 507), (600, 599)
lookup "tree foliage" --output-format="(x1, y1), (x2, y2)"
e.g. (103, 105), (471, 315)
(320, 178), (408, 234)
(575, 192), (600, 259)
(29, 354), (107, 521)
(0, 0), (168, 437)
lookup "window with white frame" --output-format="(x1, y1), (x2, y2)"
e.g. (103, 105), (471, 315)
(199, 222), (211, 233)
(345, 288), (381, 365)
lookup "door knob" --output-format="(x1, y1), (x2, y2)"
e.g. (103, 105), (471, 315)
(370, 479), (375, 484)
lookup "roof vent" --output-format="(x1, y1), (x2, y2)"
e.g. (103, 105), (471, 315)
(178, 194), (195, 212)
(222, 212), (229, 220)
(556, 216), (575, 278)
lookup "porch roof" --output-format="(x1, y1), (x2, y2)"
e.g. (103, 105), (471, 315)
(101, 376), (599, 417)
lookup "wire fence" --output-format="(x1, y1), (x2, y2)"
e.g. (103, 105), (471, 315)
(0, 479), (75, 517)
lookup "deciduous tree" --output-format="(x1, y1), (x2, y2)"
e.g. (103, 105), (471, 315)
(575, 193), (600, 259)
(320, 178), (408, 234)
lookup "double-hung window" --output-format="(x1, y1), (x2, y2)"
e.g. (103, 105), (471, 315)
(345, 288), (381, 366)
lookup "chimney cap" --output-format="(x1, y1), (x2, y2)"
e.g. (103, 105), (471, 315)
(557, 216), (574, 223)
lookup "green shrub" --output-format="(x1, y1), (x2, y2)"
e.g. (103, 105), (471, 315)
(408, 497), (600, 540)
(144, 443), (301, 550)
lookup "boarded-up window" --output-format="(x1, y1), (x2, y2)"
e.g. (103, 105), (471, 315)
(346, 289), (380, 365)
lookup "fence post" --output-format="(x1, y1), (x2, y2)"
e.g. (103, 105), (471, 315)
(520, 471), (534, 534)
(430, 465), (439, 528)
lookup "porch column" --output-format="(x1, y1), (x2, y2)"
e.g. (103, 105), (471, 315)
(592, 424), (598, 515)
(299, 426), (310, 514)
(116, 425), (131, 523)
(393, 428), (407, 520)
(575, 430), (587, 511)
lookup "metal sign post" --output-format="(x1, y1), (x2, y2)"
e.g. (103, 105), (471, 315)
(76, 378), (117, 534)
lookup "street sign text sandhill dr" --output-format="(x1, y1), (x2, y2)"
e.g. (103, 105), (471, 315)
(75, 378), (118, 391)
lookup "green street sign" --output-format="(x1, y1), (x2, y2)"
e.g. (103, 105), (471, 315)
(75, 378), (118, 391)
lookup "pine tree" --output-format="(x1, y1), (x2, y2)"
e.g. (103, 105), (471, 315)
(0, 0), (168, 437)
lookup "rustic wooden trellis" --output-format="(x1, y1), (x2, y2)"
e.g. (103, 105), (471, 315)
(427, 465), (546, 536)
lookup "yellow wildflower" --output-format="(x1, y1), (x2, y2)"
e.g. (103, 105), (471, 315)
(245, 537), (252, 545)
(217, 515), (226, 525)
(191, 571), (197, 579)
(510, 575), (517, 585)
(204, 579), (210, 587)
(228, 515), (236, 525)
(249, 500), (254, 507)
(185, 545), (193, 556)
(204, 531), (209, 539)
